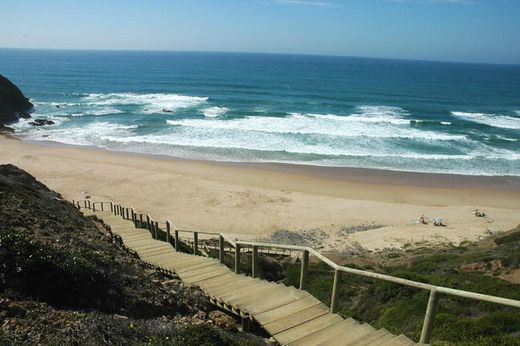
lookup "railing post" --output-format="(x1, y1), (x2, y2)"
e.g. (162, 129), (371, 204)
(92, 203), (96, 212)
(330, 269), (341, 313)
(235, 243), (241, 274)
(100, 203), (104, 211)
(175, 230), (180, 251)
(193, 232), (199, 255)
(83, 200), (87, 208)
(219, 235), (225, 263)
(154, 221), (159, 240)
(139, 214), (143, 228)
(420, 289), (439, 344)
(146, 215), (151, 233)
(166, 221), (171, 243)
(300, 250), (309, 290)
(110, 202), (113, 213)
(252, 246), (259, 278)
(115, 205), (119, 215)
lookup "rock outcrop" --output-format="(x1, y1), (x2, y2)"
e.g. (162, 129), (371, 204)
(0, 74), (33, 125)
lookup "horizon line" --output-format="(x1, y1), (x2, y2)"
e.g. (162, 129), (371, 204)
(0, 46), (518, 67)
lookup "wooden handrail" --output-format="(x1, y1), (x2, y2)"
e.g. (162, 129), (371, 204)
(76, 199), (520, 344)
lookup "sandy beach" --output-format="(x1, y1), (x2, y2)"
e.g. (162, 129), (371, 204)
(1, 135), (519, 252)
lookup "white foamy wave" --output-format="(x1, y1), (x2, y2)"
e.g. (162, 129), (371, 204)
(451, 111), (520, 129)
(167, 113), (465, 141)
(202, 106), (229, 118)
(83, 93), (208, 114)
(290, 106), (410, 126)
(21, 122), (138, 146)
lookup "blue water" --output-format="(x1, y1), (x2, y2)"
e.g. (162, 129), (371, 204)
(2, 49), (520, 176)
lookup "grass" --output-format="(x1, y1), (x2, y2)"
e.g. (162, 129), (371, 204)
(282, 228), (520, 345)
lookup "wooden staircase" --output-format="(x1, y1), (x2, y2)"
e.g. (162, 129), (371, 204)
(82, 208), (417, 345)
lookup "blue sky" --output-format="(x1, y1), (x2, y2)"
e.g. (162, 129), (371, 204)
(1, 0), (519, 64)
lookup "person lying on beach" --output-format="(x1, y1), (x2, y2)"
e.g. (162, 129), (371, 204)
(433, 218), (446, 227)
(473, 209), (486, 217)
(419, 215), (428, 224)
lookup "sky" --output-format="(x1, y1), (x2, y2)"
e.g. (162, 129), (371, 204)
(1, 0), (519, 64)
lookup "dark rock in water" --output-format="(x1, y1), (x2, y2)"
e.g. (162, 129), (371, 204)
(0, 124), (15, 133)
(0, 74), (33, 125)
(29, 118), (55, 127)
(162, 108), (173, 113)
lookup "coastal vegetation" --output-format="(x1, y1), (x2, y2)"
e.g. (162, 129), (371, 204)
(0, 164), (264, 345)
(282, 228), (520, 345)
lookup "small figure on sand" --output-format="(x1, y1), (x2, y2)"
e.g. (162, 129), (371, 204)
(419, 214), (428, 225)
(433, 218), (446, 227)
(473, 209), (486, 217)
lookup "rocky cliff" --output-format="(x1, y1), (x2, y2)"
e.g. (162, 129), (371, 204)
(0, 74), (33, 125)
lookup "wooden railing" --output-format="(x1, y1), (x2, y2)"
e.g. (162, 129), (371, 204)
(74, 199), (520, 344)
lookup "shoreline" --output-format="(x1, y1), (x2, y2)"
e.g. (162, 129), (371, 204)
(1, 134), (519, 252)
(21, 137), (520, 193)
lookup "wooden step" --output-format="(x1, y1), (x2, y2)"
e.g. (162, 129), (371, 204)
(255, 295), (323, 325)
(273, 313), (344, 345)
(349, 328), (391, 346)
(263, 303), (331, 335)
(290, 318), (359, 346)
(380, 334), (416, 346)
(314, 321), (375, 346)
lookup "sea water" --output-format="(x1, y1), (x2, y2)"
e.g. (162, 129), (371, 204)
(1, 49), (519, 176)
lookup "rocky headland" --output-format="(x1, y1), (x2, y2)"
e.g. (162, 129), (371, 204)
(0, 74), (33, 132)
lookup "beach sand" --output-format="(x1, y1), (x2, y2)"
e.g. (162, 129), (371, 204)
(1, 135), (519, 252)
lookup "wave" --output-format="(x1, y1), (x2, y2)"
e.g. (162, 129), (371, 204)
(83, 93), (208, 114)
(202, 106), (229, 118)
(451, 111), (520, 130)
(167, 112), (465, 141)
(21, 122), (138, 146)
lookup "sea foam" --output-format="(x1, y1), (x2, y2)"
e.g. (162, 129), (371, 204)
(451, 111), (520, 130)
(83, 93), (208, 114)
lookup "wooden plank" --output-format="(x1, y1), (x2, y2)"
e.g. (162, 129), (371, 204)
(255, 296), (322, 325)
(246, 287), (309, 315)
(183, 268), (231, 284)
(177, 263), (225, 279)
(366, 333), (398, 346)
(175, 260), (220, 274)
(263, 304), (331, 335)
(379, 334), (415, 346)
(139, 249), (175, 259)
(224, 284), (284, 307)
(311, 321), (375, 346)
(289, 318), (359, 346)
(273, 314), (343, 346)
(214, 280), (273, 301)
(137, 248), (173, 256)
(244, 292), (308, 316)
(197, 273), (237, 289)
(349, 329), (391, 346)
(199, 274), (249, 294)
(204, 277), (260, 297)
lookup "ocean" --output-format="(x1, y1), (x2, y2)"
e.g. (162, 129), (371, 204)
(1, 48), (519, 176)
